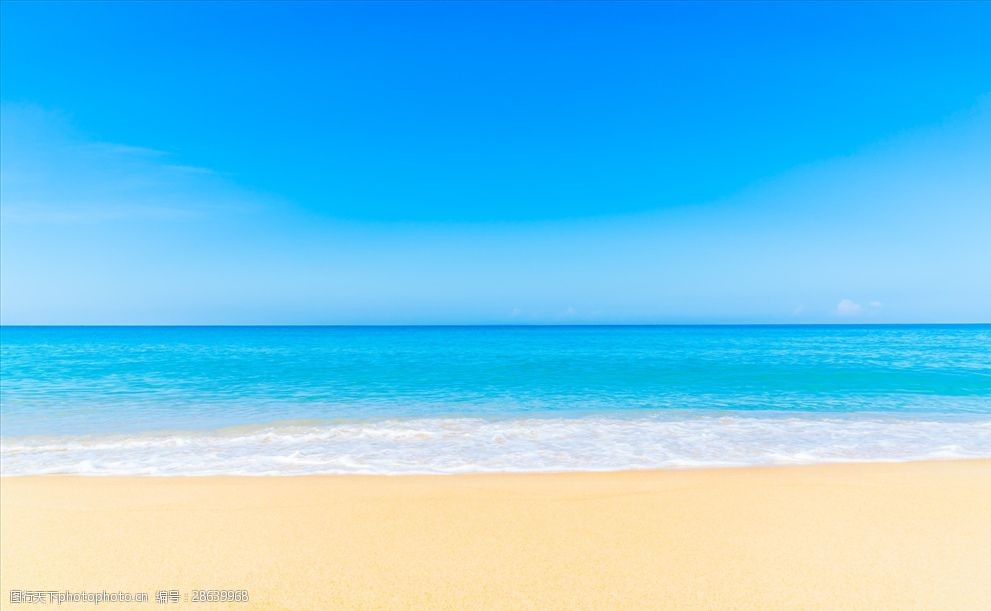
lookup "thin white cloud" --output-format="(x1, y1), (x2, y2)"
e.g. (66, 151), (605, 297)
(0, 104), (263, 224)
(0, 202), (205, 223)
(75, 142), (168, 158)
(836, 298), (863, 316)
(836, 299), (882, 317)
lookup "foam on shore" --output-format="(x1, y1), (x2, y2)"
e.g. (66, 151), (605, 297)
(3, 412), (989, 475)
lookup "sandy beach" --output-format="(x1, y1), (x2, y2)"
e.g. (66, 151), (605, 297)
(2, 460), (990, 610)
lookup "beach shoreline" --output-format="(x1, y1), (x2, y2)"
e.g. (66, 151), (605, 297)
(2, 460), (990, 609)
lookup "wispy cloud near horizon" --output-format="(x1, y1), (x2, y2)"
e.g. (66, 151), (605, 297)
(835, 299), (883, 318)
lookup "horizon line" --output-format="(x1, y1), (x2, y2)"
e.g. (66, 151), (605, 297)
(2, 323), (989, 329)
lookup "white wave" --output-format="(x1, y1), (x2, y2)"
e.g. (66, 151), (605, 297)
(2, 413), (990, 475)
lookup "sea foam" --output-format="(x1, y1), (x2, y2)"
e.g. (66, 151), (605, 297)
(3, 413), (989, 475)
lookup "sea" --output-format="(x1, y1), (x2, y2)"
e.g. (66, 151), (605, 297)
(1, 325), (989, 475)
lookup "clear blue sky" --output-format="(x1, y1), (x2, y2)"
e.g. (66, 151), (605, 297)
(1, 1), (989, 324)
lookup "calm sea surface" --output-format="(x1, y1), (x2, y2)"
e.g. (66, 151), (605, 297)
(2, 325), (989, 474)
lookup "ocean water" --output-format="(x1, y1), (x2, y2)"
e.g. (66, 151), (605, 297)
(1, 325), (989, 475)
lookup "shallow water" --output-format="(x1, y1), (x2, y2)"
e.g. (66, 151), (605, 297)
(2, 325), (989, 474)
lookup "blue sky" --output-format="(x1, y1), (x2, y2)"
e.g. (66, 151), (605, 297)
(1, 1), (989, 324)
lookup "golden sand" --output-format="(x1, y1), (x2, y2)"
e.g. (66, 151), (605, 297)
(2, 461), (990, 610)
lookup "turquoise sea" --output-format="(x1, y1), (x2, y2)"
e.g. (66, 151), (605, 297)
(1, 325), (989, 475)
